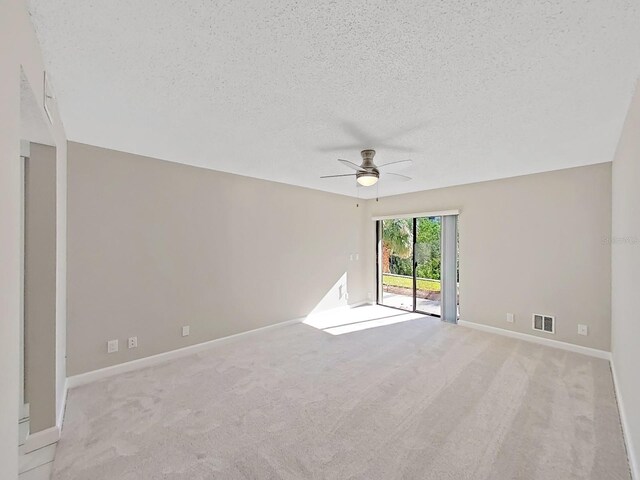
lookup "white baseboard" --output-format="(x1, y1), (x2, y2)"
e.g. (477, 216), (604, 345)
(56, 378), (68, 431)
(66, 315), (315, 389)
(354, 300), (374, 306)
(19, 403), (30, 422)
(611, 360), (638, 480)
(19, 426), (60, 455)
(457, 320), (611, 360)
(19, 460), (54, 480)
(19, 443), (56, 476)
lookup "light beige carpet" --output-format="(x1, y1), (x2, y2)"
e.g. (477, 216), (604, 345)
(53, 306), (630, 479)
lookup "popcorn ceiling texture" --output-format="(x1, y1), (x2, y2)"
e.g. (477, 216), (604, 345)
(28, 0), (640, 198)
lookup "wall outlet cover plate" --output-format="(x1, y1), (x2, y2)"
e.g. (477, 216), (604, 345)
(107, 339), (118, 353)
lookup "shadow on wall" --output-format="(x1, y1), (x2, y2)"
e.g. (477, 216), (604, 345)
(308, 272), (351, 315)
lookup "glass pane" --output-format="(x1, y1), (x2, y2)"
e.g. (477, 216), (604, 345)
(380, 218), (414, 311)
(415, 216), (441, 316)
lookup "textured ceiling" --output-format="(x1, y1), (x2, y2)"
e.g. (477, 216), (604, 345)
(28, 0), (640, 198)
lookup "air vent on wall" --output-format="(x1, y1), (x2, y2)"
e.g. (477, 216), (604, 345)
(532, 314), (555, 334)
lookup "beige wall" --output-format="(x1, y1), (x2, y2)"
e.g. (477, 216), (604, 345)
(24, 143), (57, 433)
(0, 7), (21, 474)
(611, 80), (640, 477)
(67, 142), (367, 375)
(365, 163), (612, 351)
(68, 141), (614, 377)
(1, 1), (67, 478)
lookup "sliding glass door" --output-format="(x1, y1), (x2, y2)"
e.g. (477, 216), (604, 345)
(379, 218), (414, 311)
(377, 214), (458, 322)
(415, 216), (442, 316)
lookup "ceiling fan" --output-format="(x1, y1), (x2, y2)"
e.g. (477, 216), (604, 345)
(320, 149), (412, 187)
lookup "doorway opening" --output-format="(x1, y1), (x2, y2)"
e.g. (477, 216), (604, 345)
(19, 68), (58, 455)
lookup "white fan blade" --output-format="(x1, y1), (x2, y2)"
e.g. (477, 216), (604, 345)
(338, 159), (365, 172)
(320, 173), (356, 179)
(378, 159), (413, 170)
(385, 172), (412, 181)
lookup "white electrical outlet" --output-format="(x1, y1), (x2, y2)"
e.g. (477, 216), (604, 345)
(506, 313), (515, 323)
(128, 336), (138, 348)
(578, 324), (588, 336)
(182, 326), (190, 337)
(107, 339), (118, 353)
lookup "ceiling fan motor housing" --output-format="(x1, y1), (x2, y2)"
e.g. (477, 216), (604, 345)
(360, 149), (376, 168)
(358, 149), (379, 184)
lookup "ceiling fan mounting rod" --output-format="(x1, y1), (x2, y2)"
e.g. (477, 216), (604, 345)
(360, 149), (376, 168)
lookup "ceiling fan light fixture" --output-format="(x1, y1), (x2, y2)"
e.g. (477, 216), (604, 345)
(321, 149), (411, 186)
(356, 171), (379, 187)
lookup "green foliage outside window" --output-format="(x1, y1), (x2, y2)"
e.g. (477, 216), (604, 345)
(382, 217), (441, 280)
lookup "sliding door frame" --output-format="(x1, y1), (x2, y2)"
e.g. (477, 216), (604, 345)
(412, 217), (418, 314)
(375, 220), (381, 306)
(376, 216), (457, 321)
(375, 218), (441, 318)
